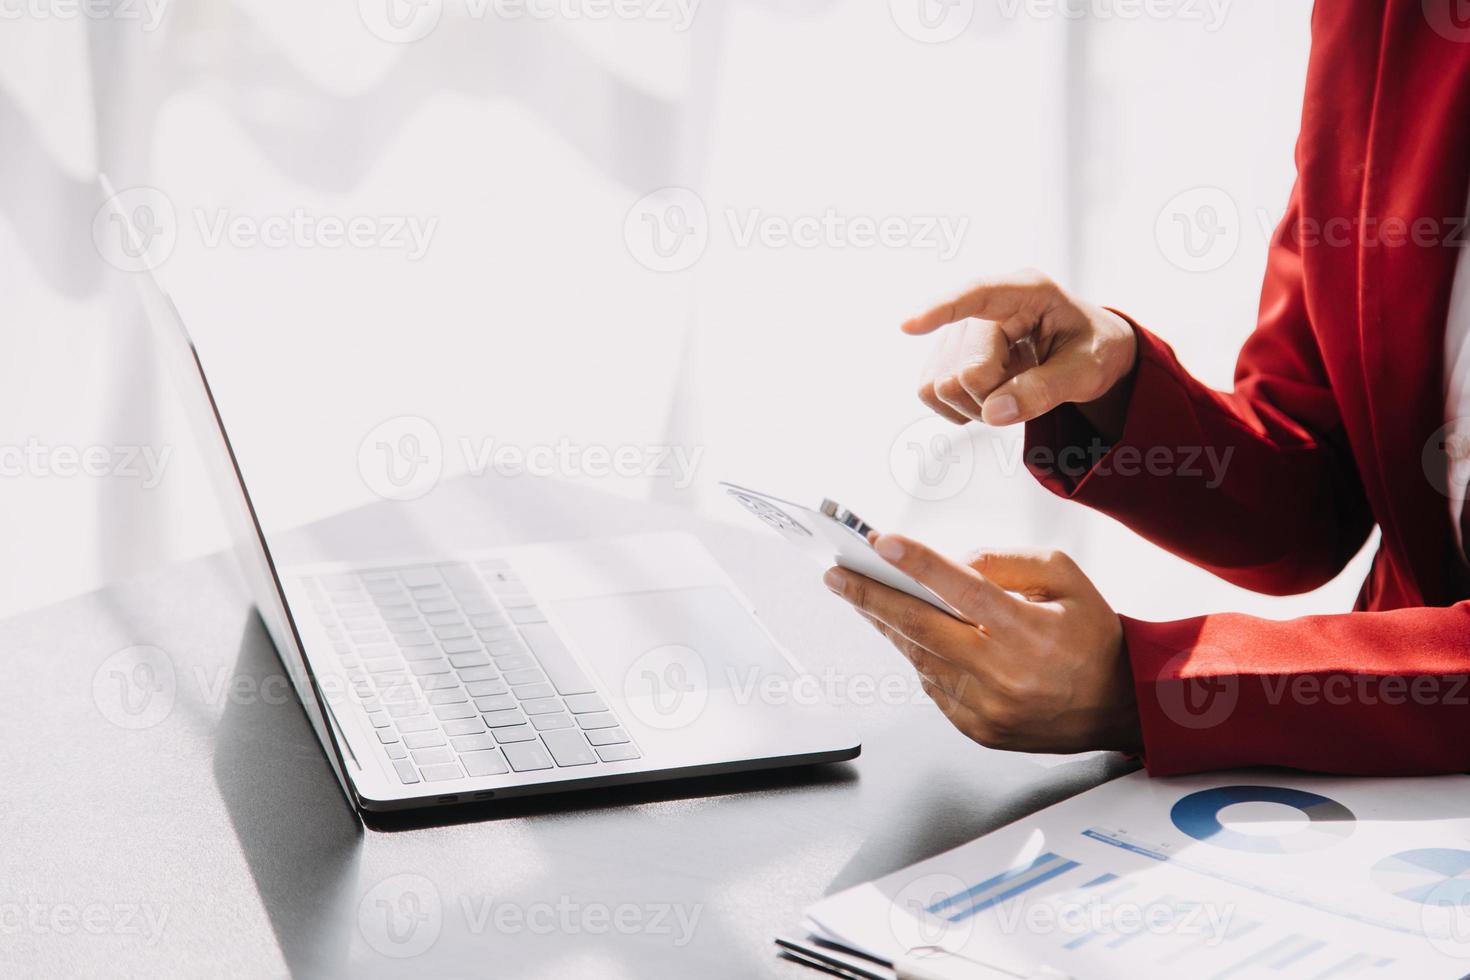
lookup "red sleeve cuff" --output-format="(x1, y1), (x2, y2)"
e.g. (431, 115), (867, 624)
(1024, 317), (1191, 501)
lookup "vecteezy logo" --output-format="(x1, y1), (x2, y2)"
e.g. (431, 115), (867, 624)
(889, 0), (975, 43)
(889, 416), (977, 502)
(1155, 186), (1240, 273)
(357, 415), (444, 501)
(623, 187), (709, 272)
(358, 873), (442, 958)
(357, 0), (443, 42)
(1419, 870), (1470, 960)
(92, 185), (178, 273)
(1153, 648), (1238, 731)
(623, 644), (708, 730)
(1424, 0), (1470, 43)
(1422, 418), (1470, 504)
(888, 872), (976, 956)
(92, 645), (176, 729)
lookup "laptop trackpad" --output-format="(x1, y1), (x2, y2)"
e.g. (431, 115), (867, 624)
(549, 586), (795, 697)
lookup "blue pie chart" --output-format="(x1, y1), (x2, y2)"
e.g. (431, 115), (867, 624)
(1370, 849), (1470, 906)
(1169, 785), (1356, 854)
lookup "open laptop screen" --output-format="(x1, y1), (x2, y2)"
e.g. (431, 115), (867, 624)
(101, 176), (360, 811)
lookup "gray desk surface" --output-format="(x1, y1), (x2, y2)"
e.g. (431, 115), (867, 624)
(3, 476), (1134, 978)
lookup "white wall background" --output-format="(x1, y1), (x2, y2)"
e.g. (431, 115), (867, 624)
(1, 0), (1373, 622)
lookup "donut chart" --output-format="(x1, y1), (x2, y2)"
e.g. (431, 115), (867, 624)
(1370, 849), (1470, 905)
(1169, 785), (1356, 854)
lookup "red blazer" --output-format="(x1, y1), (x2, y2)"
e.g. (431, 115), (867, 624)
(1025, 0), (1470, 776)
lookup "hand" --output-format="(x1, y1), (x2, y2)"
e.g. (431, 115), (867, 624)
(906, 270), (1138, 439)
(824, 535), (1141, 755)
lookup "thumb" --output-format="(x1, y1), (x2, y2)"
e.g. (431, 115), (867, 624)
(967, 549), (1087, 599)
(979, 349), (1093, 426)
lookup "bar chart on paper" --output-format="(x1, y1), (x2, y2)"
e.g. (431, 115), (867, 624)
(918, 848), (1404, 979)
(801, 772), (1470, 980)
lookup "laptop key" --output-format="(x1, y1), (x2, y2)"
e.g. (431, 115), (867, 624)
(563, 694), (608, 714)
(541, 730), (597, 766)
(520, 698), (563, 716)
(461, 750), (510, 777)
(509, 606), (548, 624)
(531, 713), (574, 732)
(473, 694), (516, 712)
(428, 689), (468, 705)
(377, 729), (401, 745)
(404, 732), (446, 749)
(465, 679), (508, 697)
(380, 606), (420, 622)
(393, 759), (420, 784)
(443, 718), (487, 736)
(395, 631), (435, 647)
(451, 733), (497, 752)
(435, 624), (472, 640)
(585, 727), (629, 746)
(449, 652), (490, 669)
(493, 725), (537, 744)
(419, 674), (460, 691)
(400, 567), (442, 588)
(421, 763), (464, 782)
(503, 668), (545, 686)
(576, 712), (619, 730)
(441, 637), (481, 655)
(409, 660), (451, 676)
(385, 743), (408, 760)
(397, 716), (436, 733)
(596, 744), (641, 763)
(434, 703), (477, 721)
(411, 746), (455, 766)
(457, 666), (499, 682)
(512, 682), (555, 701)
(491, 653), (534, 671)
(482, 708), (528, 728)
(502, 741), (553, 772)
(518, 623), (596, 695)
(472, 619), (511, 634)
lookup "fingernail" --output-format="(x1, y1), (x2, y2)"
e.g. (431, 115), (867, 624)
(985, 394), (1020, 424)
(823, 569), (847, 593)
(874, 537), (905, 562)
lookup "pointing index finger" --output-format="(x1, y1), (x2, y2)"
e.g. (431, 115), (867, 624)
(900, 274), (1055, 336)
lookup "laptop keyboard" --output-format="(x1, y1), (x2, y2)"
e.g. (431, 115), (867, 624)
(300, 558), (641, 786)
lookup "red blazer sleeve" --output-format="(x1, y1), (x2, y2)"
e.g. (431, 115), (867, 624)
(1025, 189), (1375, 595)
(1124, 608), (1470, 776)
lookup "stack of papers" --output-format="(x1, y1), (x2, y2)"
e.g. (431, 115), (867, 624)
(781, 771), (1470, 979)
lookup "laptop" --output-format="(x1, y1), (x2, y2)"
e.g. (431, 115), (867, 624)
(106, 183), (859, 812)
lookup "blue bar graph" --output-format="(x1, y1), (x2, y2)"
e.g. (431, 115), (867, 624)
(926, 852), (1080, 923)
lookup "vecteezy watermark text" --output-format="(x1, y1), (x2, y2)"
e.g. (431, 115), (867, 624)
(1017, 439), (1235, 489)
(358, 874), (701, 959)
(94, 185), (438, 273)
(358, 416), (705, 501)
(0, 900), (169, 947)
(624, 187), (971, 272)
(357, 0), (701, 44)
(0, 0), (169, 30)
(1, 440), (172, 489)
